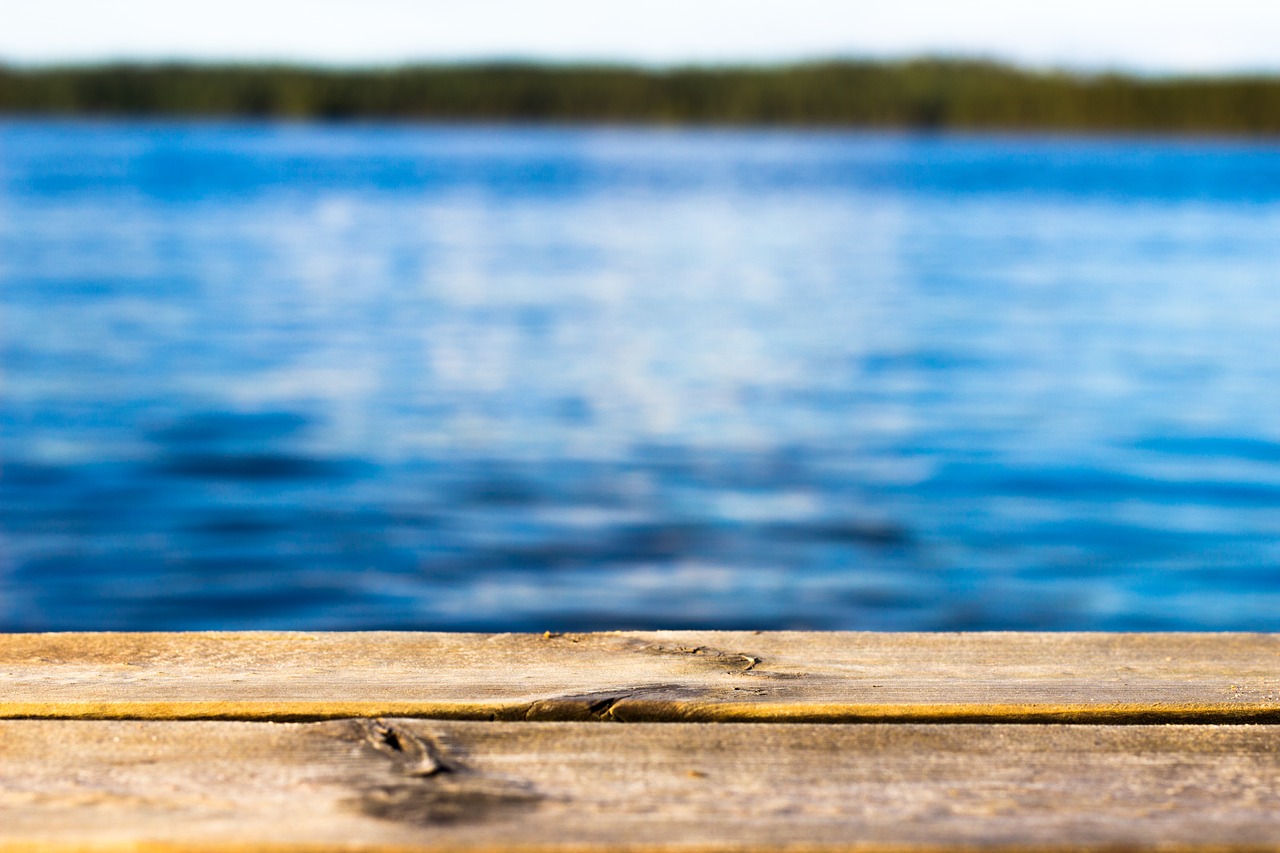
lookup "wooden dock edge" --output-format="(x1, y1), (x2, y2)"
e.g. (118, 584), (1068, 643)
(6, 717), (1280, 851)
(4, 630), (1279, 723)
(5, 632), (1280, 852)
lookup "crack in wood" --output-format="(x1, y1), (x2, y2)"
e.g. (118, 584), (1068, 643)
(520, 684), (729, 721)
(359, 718), (453, 777)
(652, 642), (764, 673)
(586, 697), (620, 720)
(344, 720), (544, 827)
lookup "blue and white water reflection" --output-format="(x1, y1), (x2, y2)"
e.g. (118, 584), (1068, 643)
(4, 122), (1280, 630)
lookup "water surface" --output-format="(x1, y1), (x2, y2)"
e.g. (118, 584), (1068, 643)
(4, 122), (1280, 630)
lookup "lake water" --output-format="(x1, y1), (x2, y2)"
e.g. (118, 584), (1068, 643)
(4, 121), (1280, 631)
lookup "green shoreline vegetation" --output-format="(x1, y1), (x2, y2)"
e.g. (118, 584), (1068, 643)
(4, 60), (1280, 134)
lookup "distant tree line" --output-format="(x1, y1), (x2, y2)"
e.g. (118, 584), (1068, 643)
(4, 60), (1280, 133)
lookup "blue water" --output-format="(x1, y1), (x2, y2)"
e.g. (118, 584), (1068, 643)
(4, 121), (1280, 631)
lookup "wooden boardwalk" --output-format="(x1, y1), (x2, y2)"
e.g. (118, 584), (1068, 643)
(3, 631), (1279, 851)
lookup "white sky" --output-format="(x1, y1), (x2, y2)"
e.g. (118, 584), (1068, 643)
(5, 0), (1280, 74)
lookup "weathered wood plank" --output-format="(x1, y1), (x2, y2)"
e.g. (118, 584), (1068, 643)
(4, 719), (1280, 852)
(3, 631), (1278, 722)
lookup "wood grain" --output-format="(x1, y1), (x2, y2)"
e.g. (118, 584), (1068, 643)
(3, 631), (1279, 722)
(4, 718), (1280, 852)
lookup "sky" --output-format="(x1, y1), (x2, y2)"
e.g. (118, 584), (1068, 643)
(5, 0), (1280, 74)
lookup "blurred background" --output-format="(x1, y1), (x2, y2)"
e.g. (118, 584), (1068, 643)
(4, 2), (1280, 631)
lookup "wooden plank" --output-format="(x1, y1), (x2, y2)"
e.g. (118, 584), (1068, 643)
(3, 631), (1279, 722)
(4, 718), (1280, 852)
